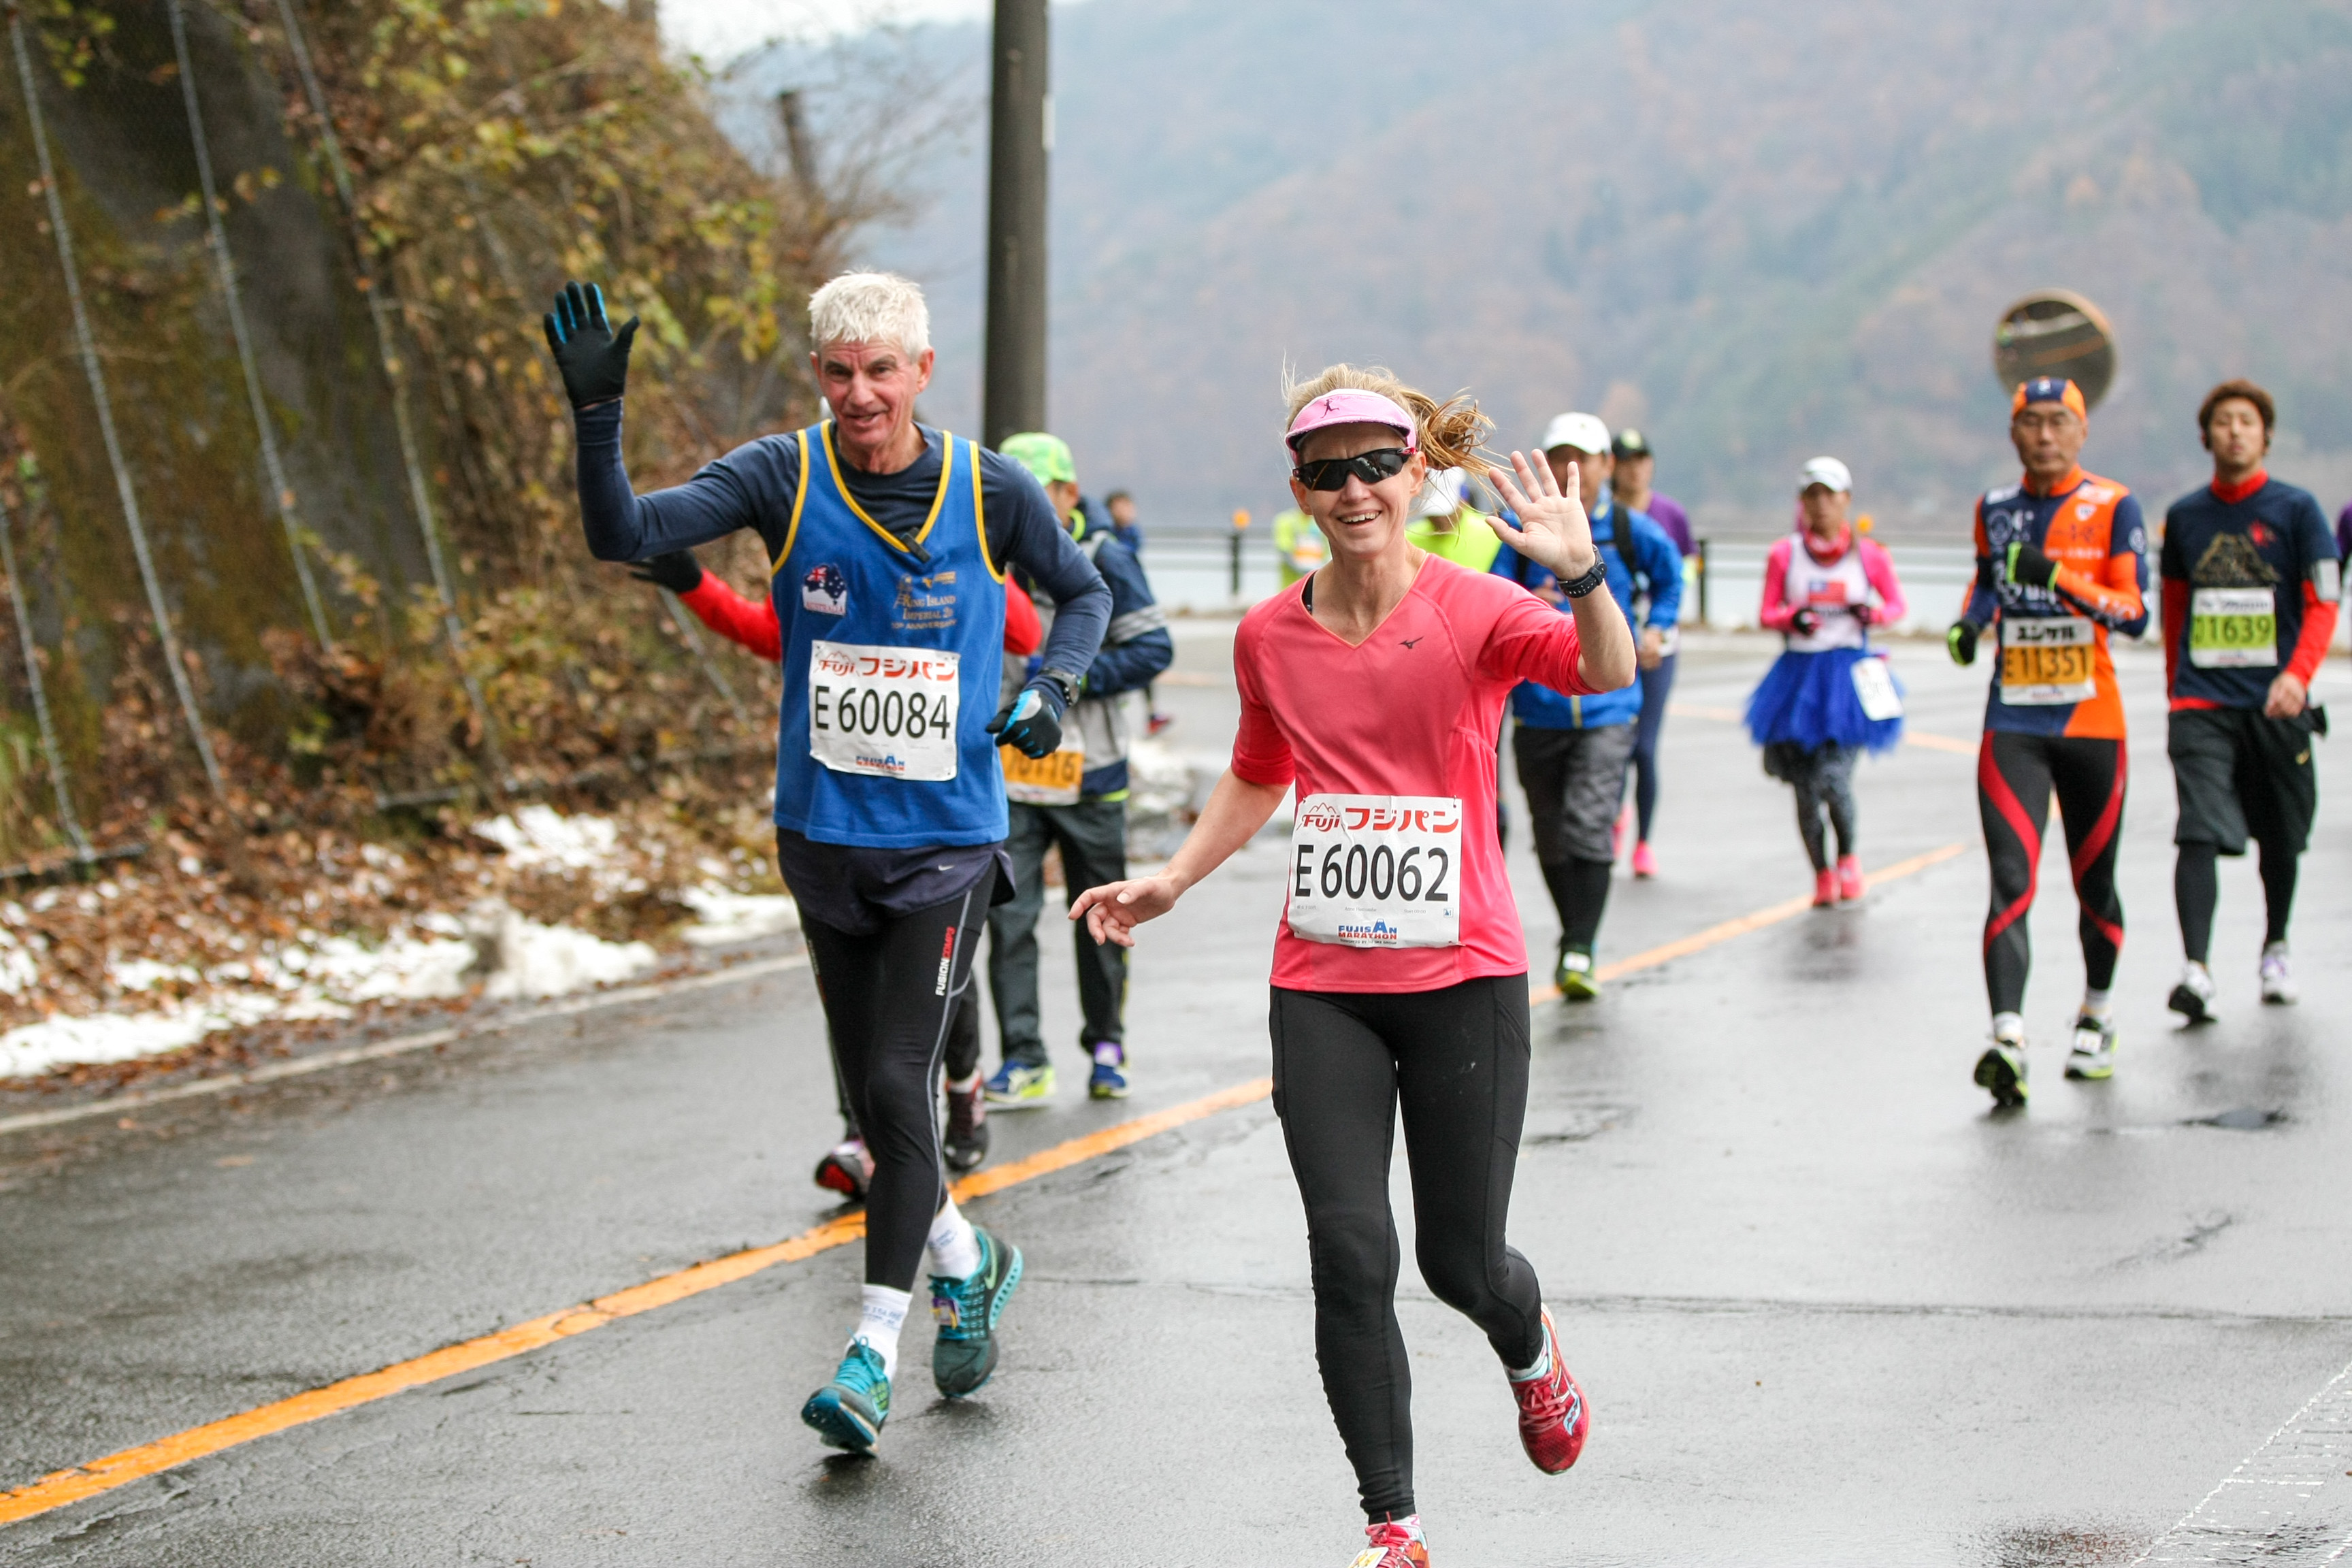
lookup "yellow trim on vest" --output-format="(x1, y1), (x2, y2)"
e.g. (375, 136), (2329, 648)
(971, 438), (1006, 583)
(770, 427), (815, 576)
(817, 422), (951, 555)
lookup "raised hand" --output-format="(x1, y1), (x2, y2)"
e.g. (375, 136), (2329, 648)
(542, 280), (640, 410)
(1069, 875), (1182, 949)
(1487, 451), (1599, 581)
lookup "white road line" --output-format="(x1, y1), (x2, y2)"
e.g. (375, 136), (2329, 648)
(0, 954), (810, 1140)
(2136, 1354), (2352, 1565)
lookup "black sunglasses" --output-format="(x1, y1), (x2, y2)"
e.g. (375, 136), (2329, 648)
(1293, 447), (1411, 491)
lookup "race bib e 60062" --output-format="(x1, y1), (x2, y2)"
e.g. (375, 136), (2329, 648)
(808, 640), (960, 780)
(2189, 587), (2278, 668)
(1997, 616), (2096, 705)
(1287, 794), (1462, 949)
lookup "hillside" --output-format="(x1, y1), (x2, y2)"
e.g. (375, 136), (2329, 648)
(723, 0), (2352, 538)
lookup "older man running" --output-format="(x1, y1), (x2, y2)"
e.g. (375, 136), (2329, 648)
(544, 272), (1110, 1454)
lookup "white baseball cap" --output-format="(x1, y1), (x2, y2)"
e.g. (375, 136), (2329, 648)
(1539, 412), (1611, 456)
(1409, 466), (1467, 520)
(1799, 455), (1852, 494)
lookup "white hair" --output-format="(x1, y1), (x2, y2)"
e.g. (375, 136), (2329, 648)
(808, 270), (931, 357)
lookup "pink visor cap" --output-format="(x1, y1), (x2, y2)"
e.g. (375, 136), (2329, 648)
(1285, 389), (1418, 455)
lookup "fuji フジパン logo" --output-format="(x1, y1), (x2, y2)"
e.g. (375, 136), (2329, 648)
(1298, 801), (1344, 832)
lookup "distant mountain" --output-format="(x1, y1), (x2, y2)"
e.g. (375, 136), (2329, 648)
(720, 0), (2352, 538)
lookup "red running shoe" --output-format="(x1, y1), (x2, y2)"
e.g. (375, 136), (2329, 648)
(1349, 1516), (1429, 1567)
(1837, 853), (1865, 902)
(1812, 868), (1837, 909)
(813, 1138), (872, 1199)
(1509, 1307), (1588, 1474)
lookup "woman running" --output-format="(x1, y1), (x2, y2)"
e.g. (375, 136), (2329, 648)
(1746, 457), (1908, 905)
(1071, 367), (1635, 1567)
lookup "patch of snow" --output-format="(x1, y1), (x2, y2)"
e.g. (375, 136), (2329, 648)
(110, 958), (201, 993)
(678, 885), (800, 948)
(0, 926), (39, 997)
(463, 901), (657, 1000)
(475, 804), (621, 872)
(1126, 736), (1196, 823)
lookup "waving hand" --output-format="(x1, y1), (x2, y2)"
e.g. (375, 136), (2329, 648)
(1488, 451), (1599, 581)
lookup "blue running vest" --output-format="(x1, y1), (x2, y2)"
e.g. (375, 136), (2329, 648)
(770, 424), (1009, 848)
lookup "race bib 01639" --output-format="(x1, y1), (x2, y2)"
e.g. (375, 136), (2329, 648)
(1997, 616), (2097, 705)
(2189, 587), (2278, 668)
(1287, 794), (1463, 949)
(808, 640), (960, 780)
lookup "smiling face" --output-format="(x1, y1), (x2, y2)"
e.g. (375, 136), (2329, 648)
(811, 338), (934, 468)
(1290, 421), (1426, 566)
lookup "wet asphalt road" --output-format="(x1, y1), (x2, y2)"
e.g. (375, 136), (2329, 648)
(3, 623), (2349, 1567)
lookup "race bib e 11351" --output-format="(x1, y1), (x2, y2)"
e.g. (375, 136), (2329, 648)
(1997, 616), (2097, 705)
(808, 640), (960, 780)
(1286, 794), (1463, 949)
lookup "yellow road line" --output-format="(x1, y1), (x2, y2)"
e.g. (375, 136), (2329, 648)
(1530, 840), (1970, 1002)
(0, 1077), (1271, 1527)
(1667, 702), (1978, 755)
(2, 848), (1974, 1527)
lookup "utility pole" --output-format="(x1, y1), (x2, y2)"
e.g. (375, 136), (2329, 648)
(983, 0), (1049, 448)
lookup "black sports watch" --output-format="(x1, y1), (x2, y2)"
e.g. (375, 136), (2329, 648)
(1560, 557), (1610, 600)
(1037, 668), (1083, 709)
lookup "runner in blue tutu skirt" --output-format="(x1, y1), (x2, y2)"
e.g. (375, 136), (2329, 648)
(1746, 457), (1910, 906)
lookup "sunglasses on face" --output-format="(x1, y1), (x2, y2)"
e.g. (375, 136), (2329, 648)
(1293, 447), (1411, 491)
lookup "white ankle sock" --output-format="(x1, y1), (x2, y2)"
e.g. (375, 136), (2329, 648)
(1507, 1319), (1552, 1383)
(852, 1284), (910, 1378)
(2080, 989), (2112, 1019)
(1991, 1011), (2025, 1045)
(946, 1071), (981, 1094)
(928, 1198), (983, 1280)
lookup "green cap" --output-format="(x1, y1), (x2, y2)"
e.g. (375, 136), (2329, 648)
(1000, 431), (1076, 487)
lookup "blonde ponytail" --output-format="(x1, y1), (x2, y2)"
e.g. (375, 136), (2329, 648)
(1282, 363), (1493, 474)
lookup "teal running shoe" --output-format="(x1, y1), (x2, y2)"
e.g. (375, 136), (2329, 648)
(1088, 1042), (1130, 1100)
(984, 1060), (1055, 1109)
(800, 1340), (889, 1453)
(930, 1225), (1023, 1397)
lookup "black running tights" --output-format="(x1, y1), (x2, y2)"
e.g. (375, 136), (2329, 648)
(2174, 840), (2298, 962)
(1269, 976), (1546, 1522)
(801, 869), (994, 1289)
(835, 989), (980, 1141)
(1978, 732), (2125, 1015)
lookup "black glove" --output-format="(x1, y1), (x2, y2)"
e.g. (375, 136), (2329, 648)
(1850, 602), (1876, 627)
(2004, 540), (2060, 589)
(1790, 607), (1821, 638)
(541, 280), (639, 410)
(986, 679), (1068, 760)
(1948, 621), (1980, 666)
(627, 551), (704, 594)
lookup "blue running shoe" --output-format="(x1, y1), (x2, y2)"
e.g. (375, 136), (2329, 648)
(800, 1340), (889, 1453)
(984, 1059), (1055, 1109)
(1088, 1041), (1130, 1100)
(930, 1226), (1022, 1397)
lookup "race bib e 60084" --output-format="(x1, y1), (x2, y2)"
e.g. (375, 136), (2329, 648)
(808, 640), (960, 780)
(2189, 587), (2278, 668)
(1997, 616), (2096, 705)
(1287, 794), (1462, 949)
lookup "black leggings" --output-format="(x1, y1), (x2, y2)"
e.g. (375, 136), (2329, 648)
(2174, 840), (2298, 962)
(801, 868), (994, 1290)
(1269, 976), (1546, 1522)
(835, 990), (980, 1141)
(1765, 742), (1857, 872)
(1978, 732), (2125, 1015)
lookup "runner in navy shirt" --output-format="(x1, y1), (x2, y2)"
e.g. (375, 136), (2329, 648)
(2160, 380), (2341, 1018)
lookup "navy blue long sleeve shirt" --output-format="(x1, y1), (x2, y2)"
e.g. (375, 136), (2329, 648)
(575, 402), (1111, 686)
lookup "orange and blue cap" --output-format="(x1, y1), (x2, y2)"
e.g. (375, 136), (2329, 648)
(2012, 377), (2087, 421)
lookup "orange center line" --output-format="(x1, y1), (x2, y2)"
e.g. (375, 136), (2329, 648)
(1530, 840), (1970, 1002)
(0, 1079), (1271, 1528)
(1, 849), (1975, 1529)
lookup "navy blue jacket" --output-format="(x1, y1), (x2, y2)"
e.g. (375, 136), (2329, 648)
(1490, 502), (1677, 728)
